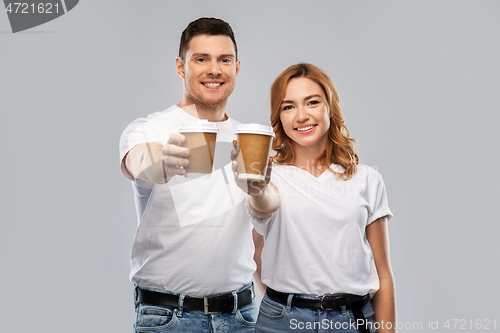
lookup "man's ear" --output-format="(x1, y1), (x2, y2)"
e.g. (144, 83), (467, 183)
(175, 57), (185, 79)
(235, 59), (241, 77)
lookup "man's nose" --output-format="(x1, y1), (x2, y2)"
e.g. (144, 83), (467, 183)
(206, 61), (222, 76)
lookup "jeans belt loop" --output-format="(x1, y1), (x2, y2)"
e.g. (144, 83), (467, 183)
(177, 294), (185, 317)
(286, 293), (294, 313)
(231, 291), (238, 314)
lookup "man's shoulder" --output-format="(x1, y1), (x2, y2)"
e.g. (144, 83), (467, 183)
(143, 105), (183, 121)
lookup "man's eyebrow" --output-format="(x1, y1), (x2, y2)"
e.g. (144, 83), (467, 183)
(190, 53), (209, 58)
(190, 53), (235, 58)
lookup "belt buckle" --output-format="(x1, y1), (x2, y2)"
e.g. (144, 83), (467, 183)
(203, 296), (218, 315)
(320, 294), (339, 311)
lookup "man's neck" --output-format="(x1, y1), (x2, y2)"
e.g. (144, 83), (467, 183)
(177, 100), (228, 122)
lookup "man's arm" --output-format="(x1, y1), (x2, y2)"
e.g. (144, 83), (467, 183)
(123, 133), (190, 184)
(366, 216), (396, 332)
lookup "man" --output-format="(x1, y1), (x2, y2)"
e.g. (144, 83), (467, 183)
(119, 18), (263, 332)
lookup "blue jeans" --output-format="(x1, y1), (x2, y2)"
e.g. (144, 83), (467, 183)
(134, 283), (257, 333)
(255, 293), (378, 333)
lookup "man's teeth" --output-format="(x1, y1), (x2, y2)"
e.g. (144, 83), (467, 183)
(204, 82), (222, 87)
(296, 125), (315, 131)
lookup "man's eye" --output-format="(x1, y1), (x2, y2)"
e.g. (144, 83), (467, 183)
(196, 58), (207, 63)
(220, 59), (231, 64)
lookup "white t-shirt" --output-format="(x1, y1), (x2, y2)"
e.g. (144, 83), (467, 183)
(119, 105), (255, 296)
(249, 163), (392, 296)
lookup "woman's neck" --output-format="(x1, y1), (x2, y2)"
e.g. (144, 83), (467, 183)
(292, 145), (328, 177)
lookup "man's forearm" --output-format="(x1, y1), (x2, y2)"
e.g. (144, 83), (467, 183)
(125, 142), (167, 184)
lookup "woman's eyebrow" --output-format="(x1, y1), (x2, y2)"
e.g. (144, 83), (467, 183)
(281, 94), (322, 104)
(304, 94), (322, 101)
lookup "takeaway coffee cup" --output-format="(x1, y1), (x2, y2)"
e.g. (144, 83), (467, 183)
(236, 124), (275, 181)
(179, 122), (218, 178)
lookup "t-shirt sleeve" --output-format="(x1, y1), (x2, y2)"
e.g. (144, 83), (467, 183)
(245, 198), (276, 236)
(119, 116), (169, 180)
(367, 172), (393, 225)
(244, 170), (280, 236)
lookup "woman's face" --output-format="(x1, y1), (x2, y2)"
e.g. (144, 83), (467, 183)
(279, 77), (331, 154)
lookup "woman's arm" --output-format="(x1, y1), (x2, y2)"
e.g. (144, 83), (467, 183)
(246, 181), (281, 218)
(231, 142), (281, 218)
(366, 216), (396, 332)
(252, 229), (267, 295)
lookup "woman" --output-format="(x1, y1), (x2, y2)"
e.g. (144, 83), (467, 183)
(232, 63), (396, 333)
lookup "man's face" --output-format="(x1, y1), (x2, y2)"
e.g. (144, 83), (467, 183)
(177, 34), (240, 108)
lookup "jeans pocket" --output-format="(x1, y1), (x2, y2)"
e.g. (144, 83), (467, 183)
(135, 304), (177, 332)
(351, 301), (377, 333)
(258, 298), (286, 319)
(236, 302), (258, 326)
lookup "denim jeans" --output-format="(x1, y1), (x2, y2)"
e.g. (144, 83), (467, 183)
(134, 283), (257, 333)
(255, 293), (378, 333)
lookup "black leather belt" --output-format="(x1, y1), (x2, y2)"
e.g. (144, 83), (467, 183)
(266, 288), (371, 333)
(136, 284), (254, 315)
(267, 287), (369, 310)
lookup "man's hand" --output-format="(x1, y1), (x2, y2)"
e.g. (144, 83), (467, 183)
(162, 133), (190, 180)
(124, 133), (191, 184)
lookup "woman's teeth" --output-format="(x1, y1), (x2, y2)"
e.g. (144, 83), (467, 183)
(296, 125), (315, 131)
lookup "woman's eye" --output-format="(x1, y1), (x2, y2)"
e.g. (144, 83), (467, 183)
(308, 100), (319, 106)
(282, 105), (293, 111)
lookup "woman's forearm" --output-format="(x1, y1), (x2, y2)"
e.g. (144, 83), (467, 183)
(247, 182), (281, 218)
(372, 276), (396, 332)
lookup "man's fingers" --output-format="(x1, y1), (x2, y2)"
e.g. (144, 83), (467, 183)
(163, 142), (190, 158)
(168, 133), (186, 145)
(163, 155), (189, 168)
(165, 165), (186, 179)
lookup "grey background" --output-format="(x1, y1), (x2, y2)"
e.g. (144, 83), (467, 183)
(1, 1), (499, 332)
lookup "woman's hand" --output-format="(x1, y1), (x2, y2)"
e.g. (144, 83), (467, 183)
(231, 140), (273, 197)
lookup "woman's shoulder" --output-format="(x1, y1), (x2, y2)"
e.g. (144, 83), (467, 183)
(353, 163), (384, 183)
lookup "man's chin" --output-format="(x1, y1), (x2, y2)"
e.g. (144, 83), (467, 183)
(198, 97), (229, 108)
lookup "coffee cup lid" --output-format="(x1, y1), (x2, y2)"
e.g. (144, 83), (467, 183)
(236, 123), (275, 137)
(179, 121), (218, 133)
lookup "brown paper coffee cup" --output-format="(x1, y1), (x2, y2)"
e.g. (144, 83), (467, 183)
(236, 124), (275, 181)
(179, 122), (218, 178)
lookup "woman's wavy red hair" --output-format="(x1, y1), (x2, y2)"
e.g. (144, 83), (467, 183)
(270, 63), (359, 180)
